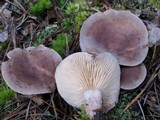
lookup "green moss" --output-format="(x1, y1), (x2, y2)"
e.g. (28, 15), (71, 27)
(34, 24), (58, 46)
(63, 0), (93, 32)
(114, 4), (125, 10)
(0, 82), (17, 106)
(51, 33), (72, 58)
(77, 105), (90, 120)
(57, 0), (66, 7)
(149, 0), (160, 8)
(0, 42), (8, 50)
(30, 0), (53, 15)
(107, 92), (143, 120)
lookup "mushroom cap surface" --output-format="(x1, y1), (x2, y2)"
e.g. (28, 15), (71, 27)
(1, 45), (62, 95)
(80, 9), (148, 66)
(120, 63), (147, 90)
(55, 52), (120, 111)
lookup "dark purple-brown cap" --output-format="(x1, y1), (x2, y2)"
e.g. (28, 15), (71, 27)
(1, 45), (62, 95)
(80, 9), (148, 66)
(120, 63), (147, 90)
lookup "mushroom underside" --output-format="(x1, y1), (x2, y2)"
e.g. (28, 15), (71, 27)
(55, 52), (121, 118)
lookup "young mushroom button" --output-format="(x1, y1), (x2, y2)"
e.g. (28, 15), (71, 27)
(55, 52), (121, 118)
(1, 45), (62, 95)
(80, 9), (148, 66)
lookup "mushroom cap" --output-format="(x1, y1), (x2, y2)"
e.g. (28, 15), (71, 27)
(1, 45), (62, 95)
(55, 52), (120, 111)
(80, 9), (148, 66)
(120, 63), (147, 90)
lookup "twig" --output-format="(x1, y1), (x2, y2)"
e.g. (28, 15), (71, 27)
(124, 71), (158, 111)
(151, 45), (157, 62)
(14, 0), (27, 13)
(137, 100), (146, 120)
(25, 100), (32, 120)
(5, 0), (27, 14)
(42, 100), (74, 120)
(61, 0), (69, 9)
(16, 15), (28, 30)
(4, 102), (28, 120)
(65, 33), (69, 56)
(154, 82), (160, 105)
(9, 17), (17, 48)
(0, 2), (9, 13)
(51, 93), (58, 119)
(92, 7), (100, 12)
(0, 3), (9, 30)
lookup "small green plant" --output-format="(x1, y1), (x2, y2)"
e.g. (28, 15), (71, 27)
(51, 33), (72, 58)
(107, 92), (143, 120)
(114, 4), (125, 10)
(0, 42), (8, 50)
(0, 82), (17, 106)
(77, 105), (90, 120)
(63, 0), (92, 32)
(30, 0), (53, 15)
(57, 0), (66, 7)
(34, 24), (58, 46)
(149, 0), (160, 8)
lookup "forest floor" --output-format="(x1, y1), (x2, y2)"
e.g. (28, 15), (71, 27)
(0, 0), (160, 120)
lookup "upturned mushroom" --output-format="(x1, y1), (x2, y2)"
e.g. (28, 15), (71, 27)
(80, 9), (148, 66)
(55, 52), (120, 118)
(1, 45), (62, 95)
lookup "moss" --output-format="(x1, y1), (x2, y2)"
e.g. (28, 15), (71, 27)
(77, 105), (90, 120)
(34, 24), (58, 46)
(57, 0), (66, 7)
(107, 92), (143, 120)
(0, 42), (8, 50)
(114, 4), (125, 10)
(149, 0), (160, 8)
(29, 0), (53, 16)
(63, 0), (92, 32)
(51, 33), (72, 58)
(0, 82), (17, 106)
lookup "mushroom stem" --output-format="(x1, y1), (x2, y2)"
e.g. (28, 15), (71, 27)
(83, 89), (102, 118)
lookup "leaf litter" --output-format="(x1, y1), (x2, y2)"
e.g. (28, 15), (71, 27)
(0, 0), (160, 120)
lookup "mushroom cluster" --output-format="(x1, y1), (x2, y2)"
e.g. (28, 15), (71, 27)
(55, 9), (149, 119)
(1, 9), (149, 120)
(80, 9), (148, 89)
(1, 45), (62, 95)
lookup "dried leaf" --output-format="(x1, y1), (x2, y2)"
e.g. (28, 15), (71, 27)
(146, 21), (160, 45)
(2, 9), (12, 19)
(31, 96), (44, 105)
(150, 104), (160, 114)
(0, 30), (8, 42)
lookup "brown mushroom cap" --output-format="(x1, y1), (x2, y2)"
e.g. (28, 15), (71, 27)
(80, 9), (148, 66)
(1, 45), (62, 95)
(120, 63), (147, 90)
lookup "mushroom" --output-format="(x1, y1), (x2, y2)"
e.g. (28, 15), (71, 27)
(120, 63), (147, 90)
(80, 9), (148, 66)
(55, 52), (120, 118)
(1, 45), (62, 95)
